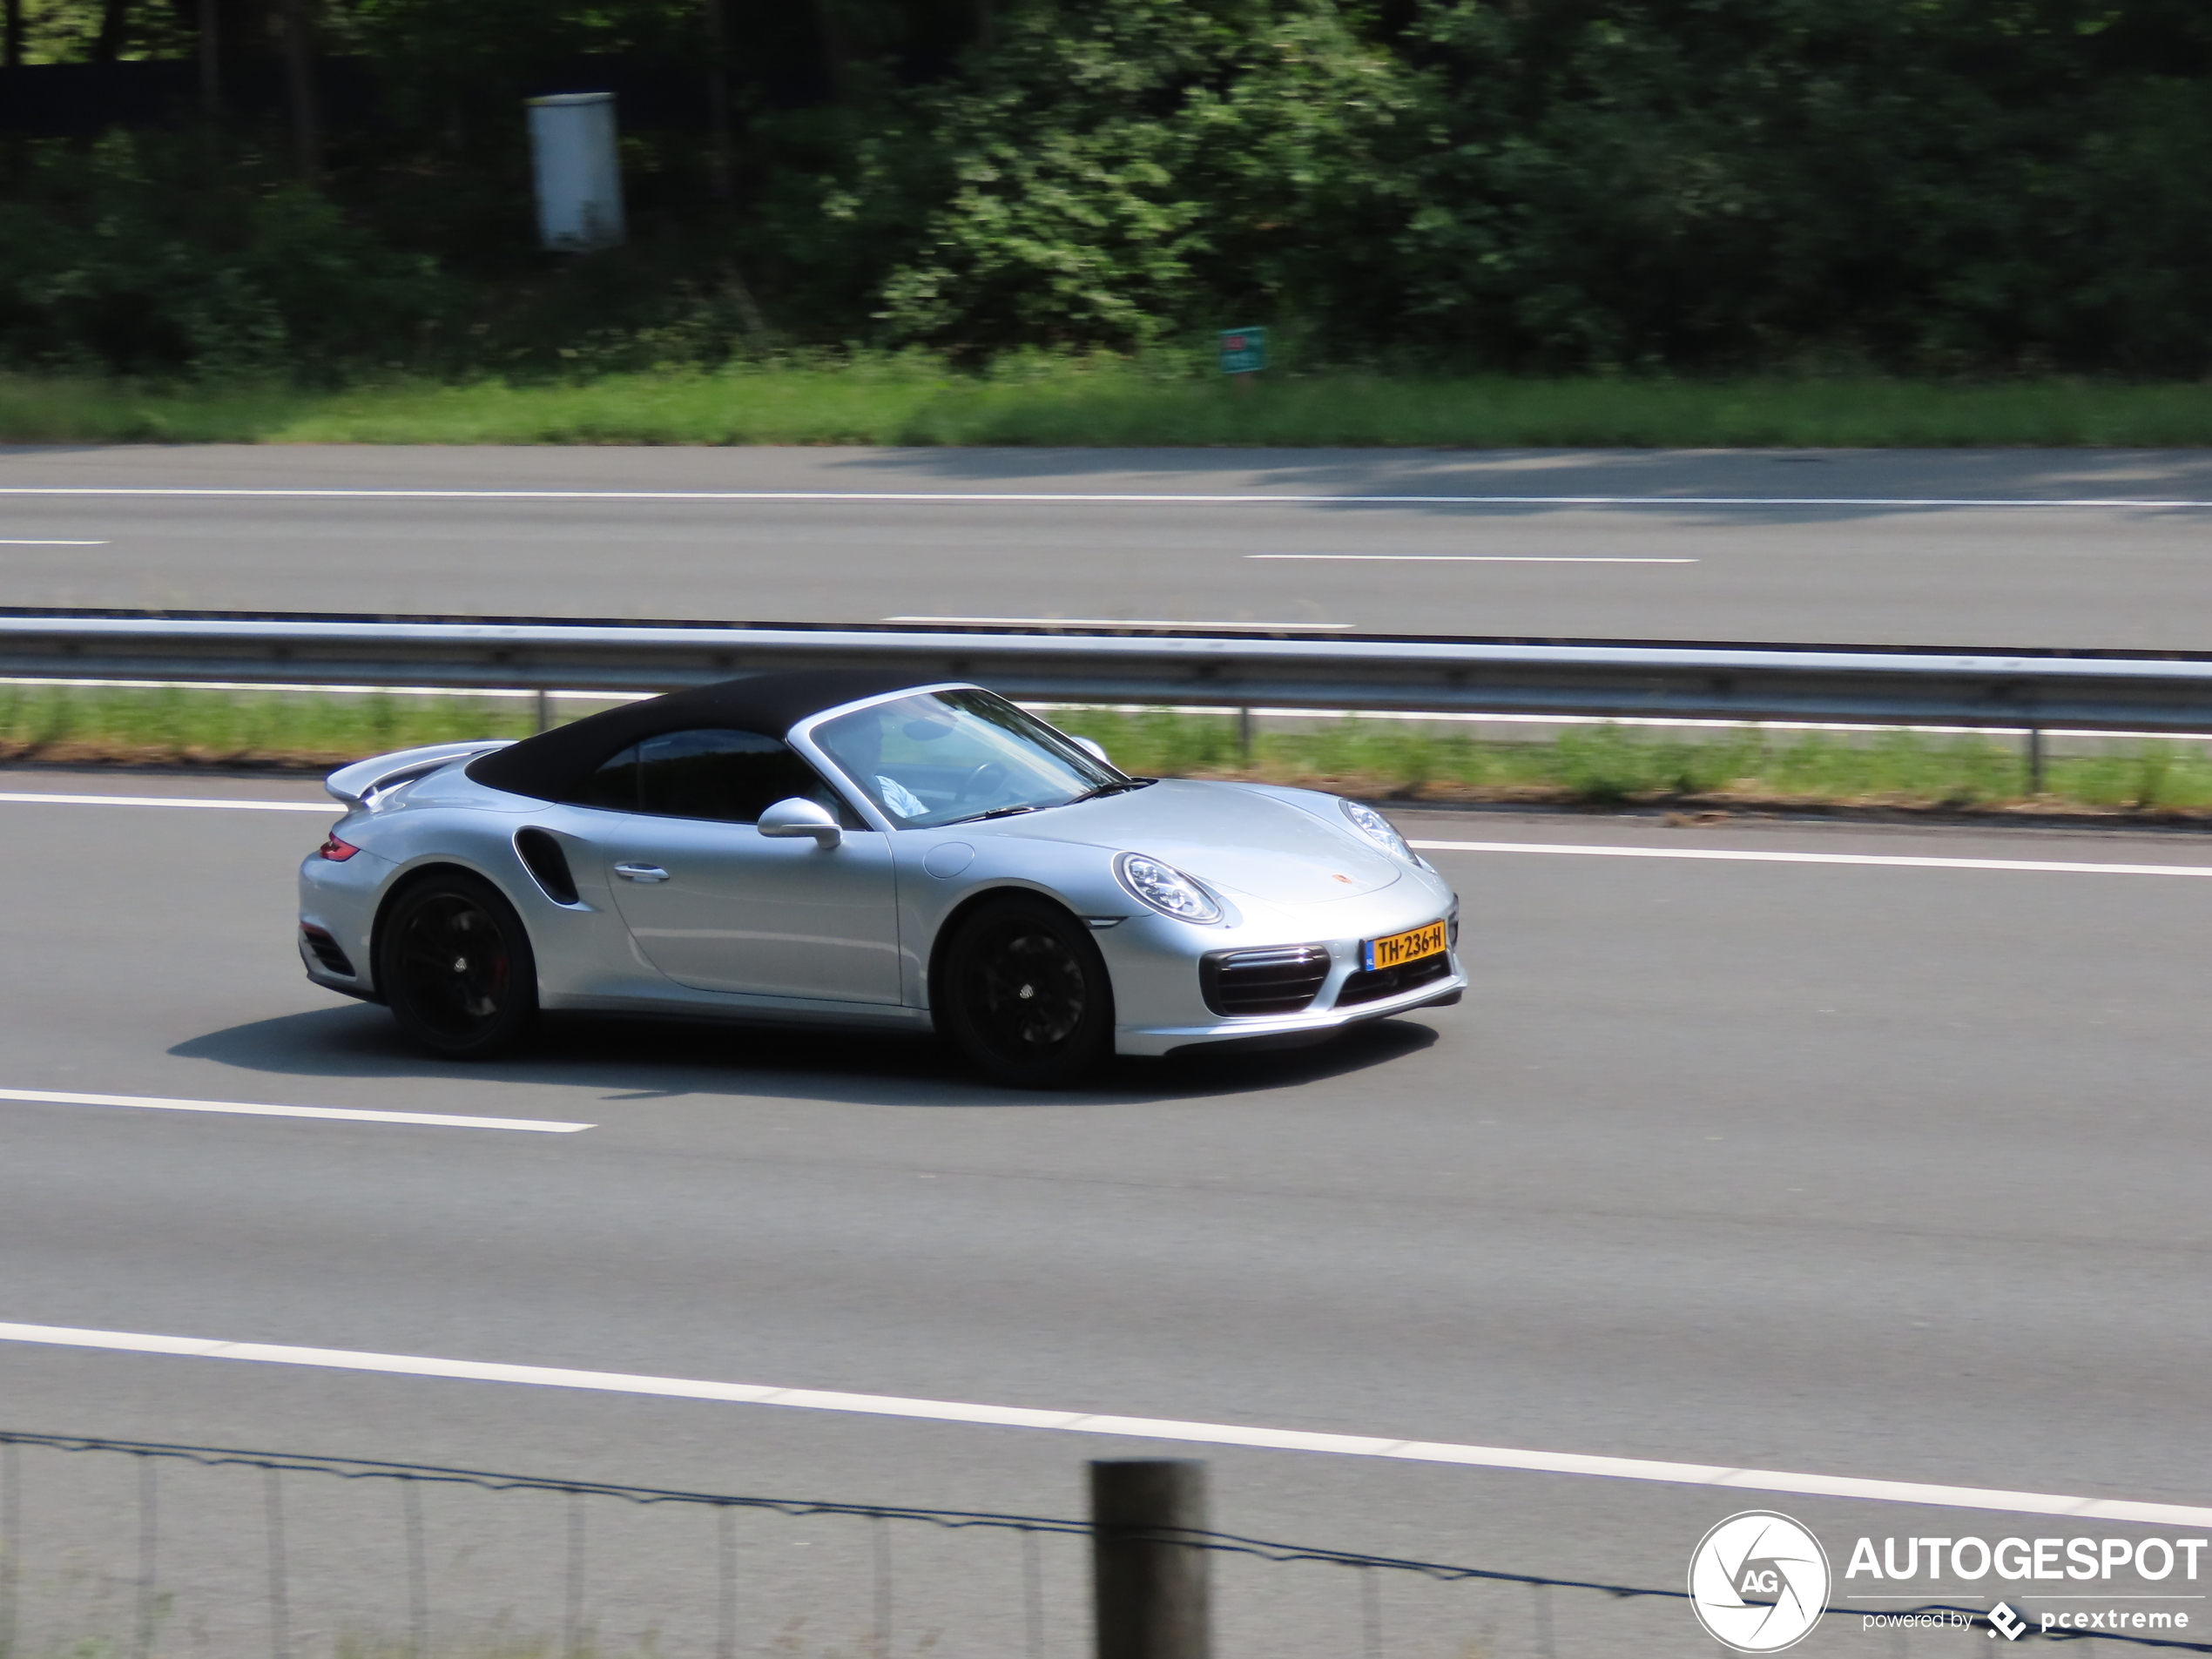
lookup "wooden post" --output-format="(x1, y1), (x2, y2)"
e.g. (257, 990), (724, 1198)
(195, 0), (220, 116)
(4, 0), (26, 71)
(277, 0), (320, 181)
(92, 0), (132, 63)
(810, 0), (848, 102)
(702, 0), (732, 202)
(1092, 1460), (1210, 1659)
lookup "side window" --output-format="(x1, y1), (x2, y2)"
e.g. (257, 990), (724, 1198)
(571, 742), (640, 811)
(633, 729), (860, 826)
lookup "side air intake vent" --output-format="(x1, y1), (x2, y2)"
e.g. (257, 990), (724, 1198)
(515, 828), (581, 905)
(1201, 946), (1332, 1017)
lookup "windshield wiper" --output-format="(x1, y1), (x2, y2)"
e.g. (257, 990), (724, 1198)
(945, 779), (1155, 825)
(1069, 778), (1158, 804)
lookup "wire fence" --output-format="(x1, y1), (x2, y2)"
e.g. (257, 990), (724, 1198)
(0, 1430), (2204, 1659)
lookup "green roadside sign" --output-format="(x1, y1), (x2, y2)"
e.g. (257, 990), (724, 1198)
(1217, 326), (1267, 374)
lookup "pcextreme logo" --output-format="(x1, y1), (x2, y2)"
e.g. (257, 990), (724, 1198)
(1689, 1511), (1834, 1653)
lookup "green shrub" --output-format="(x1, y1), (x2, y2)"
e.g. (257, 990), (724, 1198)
(0, 134), (451, 378)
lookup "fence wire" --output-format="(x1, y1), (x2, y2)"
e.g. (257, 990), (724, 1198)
(0, 1429), (2204, 1656)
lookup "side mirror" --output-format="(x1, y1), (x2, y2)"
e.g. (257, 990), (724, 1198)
(1073, 736), (1110, 766)
(758, 797), (842, 848)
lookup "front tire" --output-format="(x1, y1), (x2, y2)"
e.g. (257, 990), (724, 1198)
(940, 897), (1114, 1088)
(377, 871), (539, 1059)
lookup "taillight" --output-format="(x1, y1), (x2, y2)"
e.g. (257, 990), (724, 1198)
(318, 834), (361, 861)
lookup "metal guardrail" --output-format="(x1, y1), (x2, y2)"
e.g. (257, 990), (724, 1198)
(7, 607), (2212, 734)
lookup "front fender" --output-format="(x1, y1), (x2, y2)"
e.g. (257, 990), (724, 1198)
(894, 833), (1130, 1008)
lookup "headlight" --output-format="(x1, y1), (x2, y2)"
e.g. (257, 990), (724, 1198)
(1340, 799), (1413, 860)
(1115, 852), (1223, 923)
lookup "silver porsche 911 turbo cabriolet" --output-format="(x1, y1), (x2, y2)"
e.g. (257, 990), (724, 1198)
(297, 669), (1464, 1085)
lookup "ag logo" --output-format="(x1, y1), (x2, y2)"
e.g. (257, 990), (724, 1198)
(1688, 1511), (1831, 1653)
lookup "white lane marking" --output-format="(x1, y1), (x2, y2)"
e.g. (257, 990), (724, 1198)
(884, 615), (1356, 631)
(0, 1088), (591, 1133)
(1410, 839), (2212, 878)
(0, 1321), (2200, 1527)
(1248, 554), (1697, 563)
(0, 538), (108, 545)
(6, 792), (2202, 875)
(2, 486), (2210, 509)
(0, 675), (644, 704)
(0, 792), (333, 812)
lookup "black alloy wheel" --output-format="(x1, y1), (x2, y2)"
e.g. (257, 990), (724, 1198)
(377, 872), (540, 1059)
(941, 897), (1114, 1087)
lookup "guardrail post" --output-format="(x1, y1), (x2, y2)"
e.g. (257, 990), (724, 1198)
(2026, 725), (2046, 795)
(1092, 1459), (1211, 1659)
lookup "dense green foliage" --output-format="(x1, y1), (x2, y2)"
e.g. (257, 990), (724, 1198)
(4, 0), (2212, 378)
(0, 135), (451, 375)
(825, 2), (1423, 351)
(1399, 0), (2212, 373)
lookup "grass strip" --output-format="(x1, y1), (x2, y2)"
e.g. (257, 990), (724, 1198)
(1053, 707), (2212, 818)
(9, 684), (2212, 821)
(0, 684), (543, 767)
(14, 364), (2212, 448)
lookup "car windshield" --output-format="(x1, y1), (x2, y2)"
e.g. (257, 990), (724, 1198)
(812, 689), (1127, 828)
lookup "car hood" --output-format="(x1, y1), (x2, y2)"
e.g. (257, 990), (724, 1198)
(983, 779), (1403, 905)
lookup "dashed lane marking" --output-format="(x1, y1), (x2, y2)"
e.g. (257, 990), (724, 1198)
(0, 1088), (592, 1133)
(1247, 554), (1696, 563)
(0, 792), (334, 812)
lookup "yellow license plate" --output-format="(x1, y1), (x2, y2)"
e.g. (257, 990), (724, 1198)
(1363, 920), (1447, 972)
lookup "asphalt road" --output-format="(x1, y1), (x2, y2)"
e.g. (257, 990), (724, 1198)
(3, 772), (2209, 1656)
(8, 444), (2212, 649)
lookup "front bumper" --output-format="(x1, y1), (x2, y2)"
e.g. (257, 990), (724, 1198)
(1115, 954), (1467, 1057)
(1098, 867), (1464, 1058)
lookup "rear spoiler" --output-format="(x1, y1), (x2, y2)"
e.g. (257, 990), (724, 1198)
(325, 739), (516, 808)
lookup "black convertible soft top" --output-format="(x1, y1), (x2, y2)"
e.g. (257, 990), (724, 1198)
(466, 669), (935, 801)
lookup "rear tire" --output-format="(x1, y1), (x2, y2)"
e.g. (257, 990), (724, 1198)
(377, 871), (539, 1059)
(940, 896), (1115, 1088)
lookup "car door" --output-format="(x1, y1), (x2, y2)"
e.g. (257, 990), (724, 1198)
(572, 727), (902, 1003)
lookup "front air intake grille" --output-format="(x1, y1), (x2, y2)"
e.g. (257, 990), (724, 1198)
(1335, 951), (1452, 1008)
(300, 924), (355, 977)
(1201, 946), (1332, 1017)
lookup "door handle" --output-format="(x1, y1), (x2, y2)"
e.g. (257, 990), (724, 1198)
(613, 862), (671, 883)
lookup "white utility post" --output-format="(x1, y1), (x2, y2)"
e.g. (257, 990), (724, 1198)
(526, 92), (626, 252)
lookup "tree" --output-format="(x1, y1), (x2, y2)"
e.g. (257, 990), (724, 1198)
(823, 0), (1425, 350)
